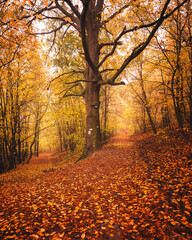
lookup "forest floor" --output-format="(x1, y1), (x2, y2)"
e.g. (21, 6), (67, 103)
(0, 130), (192, 239)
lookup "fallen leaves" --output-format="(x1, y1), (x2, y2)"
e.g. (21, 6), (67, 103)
(0, 132), (192, 239)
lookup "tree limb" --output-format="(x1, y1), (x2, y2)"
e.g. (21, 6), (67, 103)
(102, 4), (130, 25)
(98, 26), (126, 68)
(64, 0), (80, 19)
(32, 22), (66, 35)
(61, 93), (84, 98)
(55, 0), (79, 29)
(123, 0), (187, 35)
(47, 70), (83, 89)
(98, 0), (187, 71)
(98, 41), (122, 50)
(101, 68), (115, 73)
(60, 84), (85, 99)
(107, 0), (187, 85)
(21, 125), (53, 144)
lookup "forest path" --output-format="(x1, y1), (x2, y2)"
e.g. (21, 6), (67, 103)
(0, 133), (192, 239)
(30, 152), (55, 164)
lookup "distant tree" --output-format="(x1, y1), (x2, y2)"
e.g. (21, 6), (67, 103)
(0, 17), (48, 171)
(153, 0), (191, 131)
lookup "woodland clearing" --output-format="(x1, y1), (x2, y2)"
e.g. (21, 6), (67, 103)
(0, 131), (192, 239)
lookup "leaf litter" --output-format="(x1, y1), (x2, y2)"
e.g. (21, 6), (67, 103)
(0, 132), (191, 239)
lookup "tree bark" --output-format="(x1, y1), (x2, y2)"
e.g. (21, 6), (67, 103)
(82, 1), (102, 155)
(139, 63), (157, 134)
(103, 85), (108, 141)
(85, 82), (101, 155)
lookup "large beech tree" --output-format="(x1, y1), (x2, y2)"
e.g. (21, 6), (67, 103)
(2, 0), (187, 156)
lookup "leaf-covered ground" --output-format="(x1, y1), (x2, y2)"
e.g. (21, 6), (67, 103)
(0, 132), (192, 239)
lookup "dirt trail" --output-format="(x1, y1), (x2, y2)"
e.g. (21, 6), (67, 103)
(30, 153), (55, 164)
(0, 133), (191, 239)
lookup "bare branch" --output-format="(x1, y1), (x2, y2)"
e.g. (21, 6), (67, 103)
(47, 70), (85, 90)
(0, 44), (20, 69)
(64, 0), (80, 19)
(20, 125), (53, 144)
(32, 22), (66, 35)
(106, 0), (187, 85)
(98, 0), (187, 71)
(98, 26), (126, 68)
(55, 0), (79, 28)
(97, 80), (125, 86)
(98, 0), (185, 70)
(22, 4), (57, 22)
(109, 81), (125, 86)
(65, 79), (95, 84)
(101, 68), (115, 73)
(61, 93), (84, 98)
(102, 4), (130, 25)
(98, 41), (122, 50)
(58, 83), (79, 94)
(23, 1), (79, 30)
(48, 31), (57, 53)
(59, 83), (84, 99)
(123, 0), (188, 35)
(154, 35), (175, 71)
(47, 71), (77, 89)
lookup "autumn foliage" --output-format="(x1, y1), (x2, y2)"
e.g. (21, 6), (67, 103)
(0, 0), (192, 238)
(0, 131), (191, 239)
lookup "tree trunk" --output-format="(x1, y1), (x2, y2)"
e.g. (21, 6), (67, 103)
(27, 106), (40, 163)
(139, 63), (157, 134)
(189, 61), (192, 127)
(103, 85), (108, 141)
(83, 2), (102, 156)
(85, 81), (101, 155)
(189, 37), (192, 126)
(145, 107), (157, 134)
(57, 122), (63, 152)
(142, 107), (147, 133)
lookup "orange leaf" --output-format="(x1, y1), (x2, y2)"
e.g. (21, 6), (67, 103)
(43, 0), (49, 8)
(28, 0), (34, 6)
(81, 233), (86, 239)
